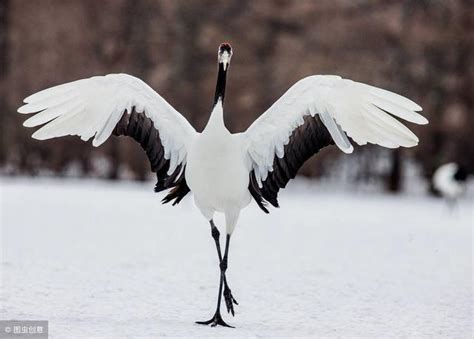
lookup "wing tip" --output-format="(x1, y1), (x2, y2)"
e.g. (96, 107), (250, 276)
(23, 119), (35, 128)
(408, 101), (423, 112)
(17, 104), (34, 114)
(92, 137), (104, 147)
(31, 131), (48, 140)
(341, 146), (354, 154)
(418, 115), (429, 125)
(23, 91), (42, 103)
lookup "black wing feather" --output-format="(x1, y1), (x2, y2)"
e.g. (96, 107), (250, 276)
(249, 114), (334, 212)
(113, 107), (190, 205)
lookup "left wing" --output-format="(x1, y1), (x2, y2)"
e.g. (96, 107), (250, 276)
(18, 73), (197, 204)
(242, 75), (427, 212)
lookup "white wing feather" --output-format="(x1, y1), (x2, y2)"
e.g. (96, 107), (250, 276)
(244, 75), (427, 183)
(18, 74), (197, 175)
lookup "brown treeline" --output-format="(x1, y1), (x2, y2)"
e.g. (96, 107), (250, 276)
(0, 0), (472, 192)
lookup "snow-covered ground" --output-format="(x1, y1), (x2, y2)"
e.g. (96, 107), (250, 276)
(0, 177), (472, 337)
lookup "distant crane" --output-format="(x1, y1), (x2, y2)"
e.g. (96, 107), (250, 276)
(433, 162), (469, 209)
(18, 43), (427, 327)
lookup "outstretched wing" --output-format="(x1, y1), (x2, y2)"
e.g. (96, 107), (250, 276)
(18, 73), (197, 204)
(243, 75), (427, 212)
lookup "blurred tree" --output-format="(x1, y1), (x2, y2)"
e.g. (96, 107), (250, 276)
(386, 0), (412, 192)
(411, 0), (473, 181)
(0, 0), (8, 165)
(1, 0), (472, 191)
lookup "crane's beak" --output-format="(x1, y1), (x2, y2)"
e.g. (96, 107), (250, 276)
(218, 43), (232, 71)
(219, 52), (231, 70)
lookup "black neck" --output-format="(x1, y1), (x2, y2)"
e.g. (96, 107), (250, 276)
(213, 62), (227, 106)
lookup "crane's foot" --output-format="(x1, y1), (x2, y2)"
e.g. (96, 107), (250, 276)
(196, 311), (234, 328)
(223, 284), (238, 316)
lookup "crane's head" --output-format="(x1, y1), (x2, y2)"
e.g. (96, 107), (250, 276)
(218, 43), (232, 71)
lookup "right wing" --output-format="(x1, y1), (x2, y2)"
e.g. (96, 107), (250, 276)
(18, 73), (198, 204)
(242, 75), (427, 212)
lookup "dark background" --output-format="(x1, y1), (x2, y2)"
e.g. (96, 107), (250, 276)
(1, 0), (472, 192)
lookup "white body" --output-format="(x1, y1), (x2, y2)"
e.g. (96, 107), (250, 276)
(186, 102), (251, 233)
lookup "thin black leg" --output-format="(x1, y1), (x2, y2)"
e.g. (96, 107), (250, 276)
(196, 221), (236, 327)
(208, 220), (238, 315)
(210, 220), (223, 262)
(221, 234), (238, 315)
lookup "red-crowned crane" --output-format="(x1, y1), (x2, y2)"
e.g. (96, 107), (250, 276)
(18, 43), (427, 327)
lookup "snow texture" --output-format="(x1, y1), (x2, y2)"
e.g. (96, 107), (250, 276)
(0, 177), (472, 337)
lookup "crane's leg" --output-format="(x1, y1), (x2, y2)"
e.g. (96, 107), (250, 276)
(196, 223), (236, 327)
(220, 232), (238, 315)
(208, 220), (238, 315)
